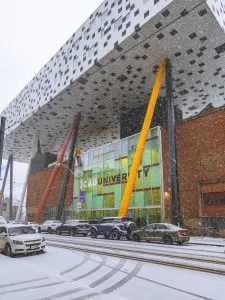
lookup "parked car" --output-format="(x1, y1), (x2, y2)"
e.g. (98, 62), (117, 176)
(24, 222), (41, 233)
(0, 216), (7, 224)
(40, 220), (62, 233)
(8, 221), (24, 224)
(90, 217), (136, 240)
(0, 224), (46, 257)
(56, 219), (90, 236)
(131, 223), (190, 245)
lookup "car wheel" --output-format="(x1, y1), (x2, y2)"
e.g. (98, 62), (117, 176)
(5, 243), (14, 257)
(163, 235), (173, 245)
(132, 234), (140, 242)
(129, 224), (136, 232)
(48, 227), (52, 234)
(111, 230), (120, 240)
(56, 228), (61, 235)
(90, 229), (97, 238)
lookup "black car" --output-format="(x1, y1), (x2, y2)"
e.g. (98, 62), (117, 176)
(90, 217), (135, 240)
(56, 219), (90, 236)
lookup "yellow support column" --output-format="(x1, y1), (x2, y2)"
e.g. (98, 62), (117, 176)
(118, 60), (166, 217)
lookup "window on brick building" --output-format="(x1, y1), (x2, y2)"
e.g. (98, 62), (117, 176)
(32, 181), (36, 189)
(202, 192), (225, 206)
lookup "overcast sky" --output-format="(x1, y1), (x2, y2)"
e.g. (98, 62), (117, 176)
(0, 0), (103, 200)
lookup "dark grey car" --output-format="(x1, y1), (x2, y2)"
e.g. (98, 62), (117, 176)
(131, 223), (190, 245)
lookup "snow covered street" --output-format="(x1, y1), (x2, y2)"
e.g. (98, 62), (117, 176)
(1, 243), (225, 300)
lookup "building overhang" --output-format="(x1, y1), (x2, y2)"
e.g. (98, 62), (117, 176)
(1, 0), (225, 162)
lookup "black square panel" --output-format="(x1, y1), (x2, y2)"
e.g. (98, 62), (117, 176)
(215, 43), (225, 55)
(187, 49), (194, 54)
(170, 29), (178, 36)
(189, 33), (197, 39)
(162, 9), (170, 17)
(117, 75), (128, 82)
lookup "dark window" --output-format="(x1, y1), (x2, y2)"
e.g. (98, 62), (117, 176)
(155, 224), (167, 230)
(202, 192), (225, 206)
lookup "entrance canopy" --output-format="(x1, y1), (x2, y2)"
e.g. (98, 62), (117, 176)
(1, 0), (225, 162)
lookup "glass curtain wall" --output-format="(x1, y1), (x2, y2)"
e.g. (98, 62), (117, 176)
(73, 127), (163, 223)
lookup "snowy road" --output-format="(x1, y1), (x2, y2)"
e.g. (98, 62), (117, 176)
(1, 242), (225, 300)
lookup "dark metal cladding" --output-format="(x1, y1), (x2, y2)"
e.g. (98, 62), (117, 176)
(165, 58), (181, 226)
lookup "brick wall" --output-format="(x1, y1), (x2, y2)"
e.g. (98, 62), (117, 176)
(162, 107), (225, 227)
(27, 162), (74, 222)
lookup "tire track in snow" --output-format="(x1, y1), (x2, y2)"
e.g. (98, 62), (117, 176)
(90, 258), (126, 288)
(73, 255), (107, 281)
(60, 252), (90, 275)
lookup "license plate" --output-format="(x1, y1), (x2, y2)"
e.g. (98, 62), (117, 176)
(31, 246), (38, 250)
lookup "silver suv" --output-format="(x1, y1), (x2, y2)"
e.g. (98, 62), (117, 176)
(40, 220), (62, 234)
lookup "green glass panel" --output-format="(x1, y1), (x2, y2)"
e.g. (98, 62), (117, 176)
(114, 184), (121, 208)
(151, 166), (160, 187)
(92, 195), (97, 209)
(153, 189), (161, 205)
(135, 191), (144, 207)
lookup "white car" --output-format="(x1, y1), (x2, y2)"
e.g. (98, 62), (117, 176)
(40, 220), (62, 233)
(0, 224), (46, 257)
(24, 222), (41, 233)
(0, 216), (7, 224)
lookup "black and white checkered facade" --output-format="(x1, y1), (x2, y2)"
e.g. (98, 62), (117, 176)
(1, 0), (225, 162)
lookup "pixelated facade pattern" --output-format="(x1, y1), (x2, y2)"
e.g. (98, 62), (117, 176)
(1, 0), (172, 136)
(1, 0), (225, 162)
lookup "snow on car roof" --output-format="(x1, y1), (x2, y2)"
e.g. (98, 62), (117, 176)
(3, 224), (30, 228)
(102, 217), (122, 219)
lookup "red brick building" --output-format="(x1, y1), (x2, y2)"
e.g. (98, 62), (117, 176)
(27, 162), (74, 223)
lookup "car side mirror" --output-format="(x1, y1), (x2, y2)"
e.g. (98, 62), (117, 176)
(0, 232), (7, 237)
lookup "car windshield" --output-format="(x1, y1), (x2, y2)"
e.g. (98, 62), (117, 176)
(113, 219), (123, 223)
(8, 226), (36, 236)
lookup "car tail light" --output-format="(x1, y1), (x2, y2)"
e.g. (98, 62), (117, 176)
(177, 230), (183, 235)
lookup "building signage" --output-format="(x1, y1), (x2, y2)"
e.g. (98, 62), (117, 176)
(80, 168), (151, 189)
